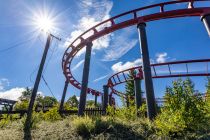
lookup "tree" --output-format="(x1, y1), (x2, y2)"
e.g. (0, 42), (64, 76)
(15, 87), (57, 110)
(39, 96), (58, 107)
(85, 100), (102, 108)
(205, 77), (210, 117)
(155, 78), (208, 136)
(86, 100), (95, 108)
(124, 70), (142, 107)
(19, 87), (32, 101)
(66, 95), (79, 108)
(125, 71), (135, 97)
(205, 77), (210, 104)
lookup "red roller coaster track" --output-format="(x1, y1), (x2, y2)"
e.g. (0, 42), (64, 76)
(108, 58), (210, 97)
(62, 0), (210, 97)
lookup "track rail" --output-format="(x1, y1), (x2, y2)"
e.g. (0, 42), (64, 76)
(108, 59), (210, 97)
(62, 0), (210, 96)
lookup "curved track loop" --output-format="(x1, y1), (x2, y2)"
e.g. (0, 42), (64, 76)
(62, 0), (210, 96)
(108, 59), (210, 97)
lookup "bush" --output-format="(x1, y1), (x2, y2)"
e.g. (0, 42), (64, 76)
(107, 100), (148, 122)
(14, 100), (29, 111)
(155, 79), (210, 138)
(43, 107), (61, 122)
(72, 116), (94, 138)
(21, 112), (43, 129)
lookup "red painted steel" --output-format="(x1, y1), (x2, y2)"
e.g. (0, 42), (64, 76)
(109, 59), (210, 97)
(62, 0), (210, 96)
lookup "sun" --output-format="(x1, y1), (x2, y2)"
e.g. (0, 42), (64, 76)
(31, 8), (56, 34)
(35, 15), (54, 33)
(36, 16), (54, 32)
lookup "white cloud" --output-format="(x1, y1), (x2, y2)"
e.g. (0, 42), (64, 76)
(102, 28), (138, 61)
(63, 0), (113, 57)
(93, 74), (109, 82)
(72, 59), (84, 71)
(0, 87), (44, 101)
(76, 96), (80, 101)
(0, 78), (10, 91)
(156, 52), (168, 63)
(111, 58), (143, 73)
(0, 87), (25, 101)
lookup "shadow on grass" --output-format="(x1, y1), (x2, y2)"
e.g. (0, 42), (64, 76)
(77, 119), (144, 139)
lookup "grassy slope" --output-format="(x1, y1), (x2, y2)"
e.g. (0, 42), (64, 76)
(0, 116), (209, 140)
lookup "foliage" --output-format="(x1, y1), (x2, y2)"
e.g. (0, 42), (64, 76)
(155, 78), (210, 138)
(72, 116), (94, 138)
(43, 107), (61, 122)
(1, 79), (210, 139)
(37, 96), (58, 107)
(66, 95), (79, 108)
(21, 112), (43, 130)
(63, 103), (77, 111)
(124, 71), (135, 106)
(19, 87), (32, 101)
(124, 70), (142, 107)
(125, 71), (135, 97)
(85, 100), (101, 108)
(206, 77), (210, 107)
(0, 114), (20, 128)
(107, 102), (138, 121)
(14, 100), (29, 111)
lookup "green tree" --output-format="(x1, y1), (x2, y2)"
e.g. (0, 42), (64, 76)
(125, 71), (135, 97)
(85, 100), (101, 108)
(38, 96), (58, 107)
(155, 78), (209, 136)
(66, 95), (79, 108)
(206, 77), (210, 104)
(14, 100), (29, 111)
(124, 71), (135, 107)
(205, 77), (210, 118)
(19, 87), (32, 101)
(124, 70), (142, 107)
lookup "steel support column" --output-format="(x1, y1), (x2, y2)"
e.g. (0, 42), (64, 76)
(108, 94), (112, 106)
(94, 95), (97, 107)
(103, 85), (108, 113)
(201, 14), (210, 37)
(134, 78), (142, 110)
(78, 42), (93, 116)
(137, 23), (156, 120)
(59, 80), (68, 112)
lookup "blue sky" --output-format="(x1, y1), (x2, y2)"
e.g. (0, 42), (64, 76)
(0, 0), (210, 106)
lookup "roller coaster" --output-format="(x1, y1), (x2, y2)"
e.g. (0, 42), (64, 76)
(60, 0), (210, 119)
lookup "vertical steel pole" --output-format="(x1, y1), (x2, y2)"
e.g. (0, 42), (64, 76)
(78, 42), (93, 116)
(137, 23), (156, 120)
(108, 94), (112, 106)
(94, 95), (97, 107)
(134, 78), (142, 108)
(134, 78), (142, 116)
(24, 34), (51, 137)
(201, 14), (210, 37)
(59, 80), (68, 112)
(103, 85), (108, 113)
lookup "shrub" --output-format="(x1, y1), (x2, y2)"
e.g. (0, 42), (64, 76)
(43, 107), (61, 122)
(14, 100), (29, 111)
(155, 78), (210, 138)
(72, 116), (94, 138)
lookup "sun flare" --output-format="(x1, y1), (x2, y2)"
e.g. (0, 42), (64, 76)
(36, 16), (54, 32)
(35, 15), (54, 33)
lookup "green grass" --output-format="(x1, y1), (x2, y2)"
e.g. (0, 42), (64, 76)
(0, 115), (209, 140)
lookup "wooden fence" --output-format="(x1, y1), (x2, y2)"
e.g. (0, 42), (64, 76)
(0, 107), (105, 120)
